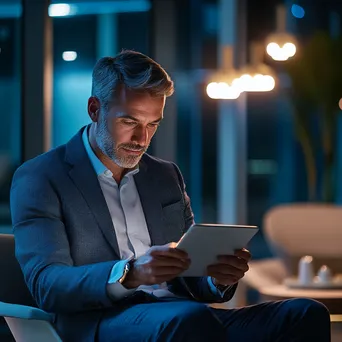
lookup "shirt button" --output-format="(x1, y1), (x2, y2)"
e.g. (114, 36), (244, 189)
(104, 170), (112, 177)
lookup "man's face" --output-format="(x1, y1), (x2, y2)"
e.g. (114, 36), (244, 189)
(95, 89), (165, 168)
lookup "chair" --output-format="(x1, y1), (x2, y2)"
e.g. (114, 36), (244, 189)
(0, 234), (62, 342)
(242, 203), (342, 292)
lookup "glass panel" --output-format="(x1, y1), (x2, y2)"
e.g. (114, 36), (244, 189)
(51, 0), (151, 147)
(0, 0), (22, 231)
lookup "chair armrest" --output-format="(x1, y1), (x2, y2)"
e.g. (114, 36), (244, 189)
(0, 301), (53, 322)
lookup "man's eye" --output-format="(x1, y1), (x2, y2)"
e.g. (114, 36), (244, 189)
(123, 120), (136, 126)
(148, 123), (160, 128)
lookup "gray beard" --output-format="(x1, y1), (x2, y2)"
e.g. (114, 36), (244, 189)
(95, 119), (146, 169)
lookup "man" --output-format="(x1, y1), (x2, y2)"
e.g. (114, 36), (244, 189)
(11, 50), (330, 342)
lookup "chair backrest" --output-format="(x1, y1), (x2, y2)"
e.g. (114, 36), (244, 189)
(0, 234), (37, 307)
(264, 204), (342, 275)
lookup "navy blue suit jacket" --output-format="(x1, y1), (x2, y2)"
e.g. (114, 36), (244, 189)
(10, 127), (236, 342)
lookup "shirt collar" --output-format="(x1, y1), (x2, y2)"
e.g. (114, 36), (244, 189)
(82, 125), (139, 178)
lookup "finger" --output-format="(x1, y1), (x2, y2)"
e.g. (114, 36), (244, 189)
(168, 245), (190, 260)
(151, 245), (189, 259)
(152, 257), (190, 269)
(148, 267), (188, 284)
(153, 265), (189, 276)
(166, 242), (190, 259)
(234, 248), (252, 262)
(150, 246), (189, 261)
(216, 255), (249, 272)
(207, 264), (246, 279)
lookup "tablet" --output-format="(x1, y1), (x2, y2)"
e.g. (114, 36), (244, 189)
(176, 224), (258, 277)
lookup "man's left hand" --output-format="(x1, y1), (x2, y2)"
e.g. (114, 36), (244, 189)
(207, 248), (251, 286)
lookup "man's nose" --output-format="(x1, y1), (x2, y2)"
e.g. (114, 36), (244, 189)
(132, 126), (148, 146)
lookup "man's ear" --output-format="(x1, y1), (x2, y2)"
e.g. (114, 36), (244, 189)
(87, 97), (101, 122)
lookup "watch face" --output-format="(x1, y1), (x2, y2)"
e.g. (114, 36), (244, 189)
(119, 262), (130, 284)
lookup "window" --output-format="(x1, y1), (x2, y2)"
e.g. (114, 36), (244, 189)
(51, 1), (151, 147)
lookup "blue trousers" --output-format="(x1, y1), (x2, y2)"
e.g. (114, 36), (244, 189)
(98, 294), (331, 342)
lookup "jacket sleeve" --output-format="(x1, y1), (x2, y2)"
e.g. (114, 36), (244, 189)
(10, 164), (118, 314)
(171, 163), (238, 303)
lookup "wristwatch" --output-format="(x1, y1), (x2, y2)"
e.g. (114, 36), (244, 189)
(118, 261), (132, 284)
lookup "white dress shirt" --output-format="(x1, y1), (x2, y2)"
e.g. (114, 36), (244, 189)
(82, 126), (226, 301)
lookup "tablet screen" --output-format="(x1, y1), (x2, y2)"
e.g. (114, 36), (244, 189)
(176, 224), (258, 277)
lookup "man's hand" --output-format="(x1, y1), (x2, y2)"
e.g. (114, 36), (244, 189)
(123, 243), (191, 289)
(207, 248), (251, 286)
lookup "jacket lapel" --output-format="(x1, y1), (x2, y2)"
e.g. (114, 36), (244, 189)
(134, 158), (166, 246)
(65, 127), (120, 257)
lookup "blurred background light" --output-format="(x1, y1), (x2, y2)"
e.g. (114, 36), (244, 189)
(233, 74), (275, 92)
(265, 5), (298, 61)
(266, 41), (296, 61)
(291, 4), (305, 19)
(62, 51), (77, 62)
(283, 42), (296, 57)
(49, 1), (150, 16)
(206, 82), (241, 100)
(48, 4), (71, 17)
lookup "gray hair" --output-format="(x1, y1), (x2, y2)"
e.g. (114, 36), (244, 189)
(91, 50), (174, 111)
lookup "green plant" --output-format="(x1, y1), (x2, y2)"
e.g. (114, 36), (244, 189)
(285, 32), (342, 202)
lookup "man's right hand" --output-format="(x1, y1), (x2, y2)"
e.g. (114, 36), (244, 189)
(122, 243), (191, 289)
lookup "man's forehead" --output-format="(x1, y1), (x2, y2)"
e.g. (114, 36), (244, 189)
(111, 88), (165, 111)
(108, 88), (164, 120)
(117, 87), (164, 103)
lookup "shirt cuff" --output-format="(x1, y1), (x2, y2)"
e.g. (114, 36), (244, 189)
(207, 276), (232, 297)
(106, 259), (137, 301)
